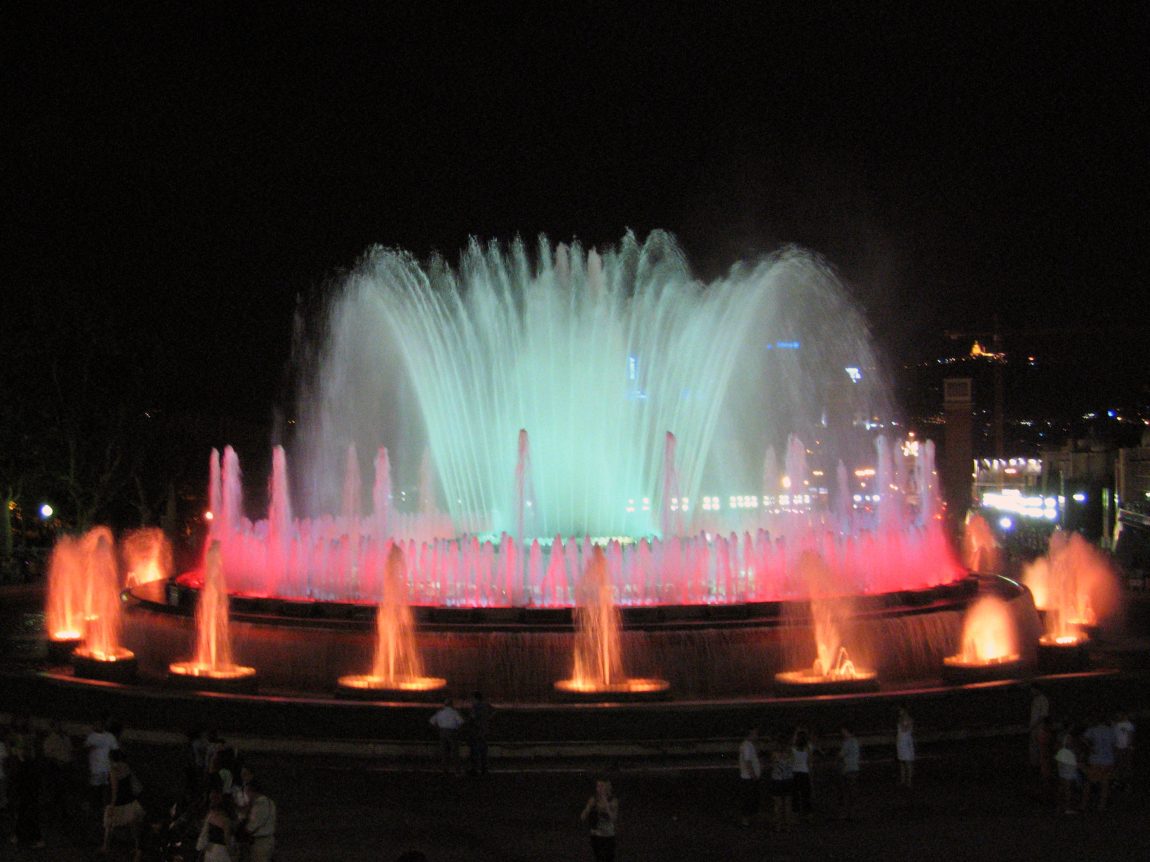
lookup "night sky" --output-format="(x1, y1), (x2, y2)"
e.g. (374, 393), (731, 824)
(6, 4), (1148, 425)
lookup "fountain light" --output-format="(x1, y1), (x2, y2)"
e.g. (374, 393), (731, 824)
(337, 544), (445, 700)
(774, 551), (878, 695)
(70, 533), (137, 683)
(168, 541), (257, 692)
(942, 595), (1024, 683)
(554, 546), (669, 701)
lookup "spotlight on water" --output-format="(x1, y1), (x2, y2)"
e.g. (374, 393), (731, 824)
(774, 550), (877, 695)
(168, 542), (257, 692)
(554, 546), (668, 701)
(942, 594), (1024, 683)
(69, 532), (137, 683)
(337, 544), (446, 700)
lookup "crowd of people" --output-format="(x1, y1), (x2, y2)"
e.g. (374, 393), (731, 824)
(0, 714), (277, 861)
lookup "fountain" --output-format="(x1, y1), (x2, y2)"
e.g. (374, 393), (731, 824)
(121, 528), (172, 587)
(962, 513), (1001, 574)
(942, 594), (1024, 683)
(168, 541), (258, 692)
(107, 233), (991, 701)
(45, 532), (89, 661)
(337, 544), (446, 700)
(554, 546), (669, 700)
(71, 532), (137, 682)
(774, 550), (878, 695)
(1024, 531), (1119, 673)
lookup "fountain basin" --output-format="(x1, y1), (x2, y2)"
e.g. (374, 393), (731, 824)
(335, 674), (448, 702)
(772, 669), (879, 697)
(167, 661), (259, 694)
(72, 646), (138, 683)
(553, 678), (671, 703)
(1037, 635), (1091, 674)
(941, 654), (1026, 685)
(46, 636), (82, 665)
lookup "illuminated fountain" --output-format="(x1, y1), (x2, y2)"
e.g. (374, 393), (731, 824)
(1024, 531), (1119, 672)
(942, 594), (1024, 683)
(168, 541), (258, 692)
(555, 546), (669, 700)
(337, 544), (446, 700)
(774, 550), (878, 695)
(121, 528), (172, 587)
(114, 234), (986, 701)
(962, 513), (1001, 574)
(45, 533), (89, 661)
(71, 532), (137, 682)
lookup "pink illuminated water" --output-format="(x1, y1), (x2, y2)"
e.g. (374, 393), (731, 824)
(189, 435), (963, 608)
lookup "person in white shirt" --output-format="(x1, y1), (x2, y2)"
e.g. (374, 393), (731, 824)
(430, 700), (465, 774)
(84, 717), (119, 811)
(244, 779), (277, 862)
(738, 728), (762, 826)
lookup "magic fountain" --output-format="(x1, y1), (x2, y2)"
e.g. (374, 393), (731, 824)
(554, 546), (669, 699)
(1024, 530), (1119, 672)
(337, 544), (445, 699)
(774, 550), (878, 694)
(67, 531), (137, 682)
(942, 594), (1024, 683)
(84, 232), (1040, 701)
(168, 541), (258, 692)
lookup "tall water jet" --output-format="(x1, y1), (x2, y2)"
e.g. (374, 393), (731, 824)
(942, 594), (1024, 683)
(555, 546), (669, 700)
(169, 541), (257, 692)
(72, 533), (137, 682)
(337, 544), (446, 699)
(775, 550), (877, 694)
(46, 534), (87, 650)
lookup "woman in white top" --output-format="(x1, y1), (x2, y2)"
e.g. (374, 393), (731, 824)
(791, 728), (814, 820)
(896, 708), (915, 789)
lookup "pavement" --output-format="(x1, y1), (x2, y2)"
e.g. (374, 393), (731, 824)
(0, 734), (1147, 862)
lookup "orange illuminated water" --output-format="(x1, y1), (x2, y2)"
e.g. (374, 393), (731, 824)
(1023, 531), (1118, 645)
(780, 550), (874, 684)
(555, 546), (668, 695)
(47, 528), (145, 657)
(46, 534), (88, 641)
(338, 544), (444, 692)
(944, 595), (1020, 667)
(169, 541), (255, 680)
(122, 528), (172, 587)
(963, 513), (1000, 574)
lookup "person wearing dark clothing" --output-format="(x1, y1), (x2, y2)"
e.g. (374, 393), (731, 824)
(468, 691), (495, 776)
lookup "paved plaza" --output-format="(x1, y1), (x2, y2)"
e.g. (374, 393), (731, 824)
(0, 733), (1147, 862)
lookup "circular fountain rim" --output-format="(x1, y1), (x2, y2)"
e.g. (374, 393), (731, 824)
(151, 573), (984, 632)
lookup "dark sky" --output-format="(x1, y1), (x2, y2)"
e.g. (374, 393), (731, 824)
(6, 3), (1148, 423)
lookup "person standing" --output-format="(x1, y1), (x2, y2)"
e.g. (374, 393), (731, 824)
(1081, 715), (1117, 812)
(8, 718), (44, 850)
(102, 748), (143, 858)
(1113, 711), (1135, 791)
(85, 716), (119, 815)
(580, 777), (619, 862)
(791, 728), (815, 822)
(243, 779), (277, 862)
(430, 699), (465, 774)
(1029, 685), (1050, 769)
(467, 691), (495, 776)
(896, 708), (915, 789)
(42, 719), (75, 819)
(196, 791), (234, 862)
(837, 725), (860, 820)
(768, 736), (794, 832)
(737, 728), (762, 827)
